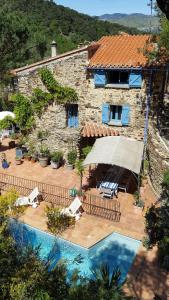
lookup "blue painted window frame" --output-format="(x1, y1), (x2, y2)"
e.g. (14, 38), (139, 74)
(67, 104), (78, 128)
(102, 104), (130, 126)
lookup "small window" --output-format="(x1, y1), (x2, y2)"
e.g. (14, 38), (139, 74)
(11, 77), (18, 91)
(107, 71), (129, 84)
(102, 103), (130, 126)
(110, 105), (122, 122)
(67, 104), (78, 128)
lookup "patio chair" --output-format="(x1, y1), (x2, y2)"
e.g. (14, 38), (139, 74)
(118, 183), (128, 193)
(61, 196), (82, 220)
(102, 188), (114, 199)
(15, 187), (39, 208)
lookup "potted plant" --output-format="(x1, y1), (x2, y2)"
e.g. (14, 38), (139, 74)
(15, 156), (22, 165)
(24, 152), (31, 161)
(38, 146), (50, 167)
(67, 149), (77, 170)
(31, 151), (38, 163)
(134, 191), (145, 209)
(28, 143), (38, 163)
(50, 151), (63, 169)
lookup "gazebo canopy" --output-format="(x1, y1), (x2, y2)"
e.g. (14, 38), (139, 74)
(83, 136), (144, 174)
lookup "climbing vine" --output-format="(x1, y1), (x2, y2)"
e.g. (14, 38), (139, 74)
(12, 93), (34, 133)
(39, 68), (58, 93)
(39, 68), (78, 104)
(11, 69), (78, 133)
(31, 88), (54, 117)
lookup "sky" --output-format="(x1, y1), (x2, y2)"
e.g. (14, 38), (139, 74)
(56, 0), (152, 16)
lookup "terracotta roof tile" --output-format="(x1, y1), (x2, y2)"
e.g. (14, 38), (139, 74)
(89, 35), (151, 68)
(81, 122), (119, 138)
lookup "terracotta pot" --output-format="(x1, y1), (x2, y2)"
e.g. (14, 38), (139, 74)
(24, 156), (31, 161)
(31, 158), (36, 163)
(15, 159), (21, 165)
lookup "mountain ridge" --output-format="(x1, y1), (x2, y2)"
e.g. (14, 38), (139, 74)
(98, 13), (159, 32)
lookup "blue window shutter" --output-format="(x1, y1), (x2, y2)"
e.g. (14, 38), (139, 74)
(129, 72), (142, 88)
(94, 70), (106, 87)
(102, 104), (110, 124)
(68, 107), (73, 127)
(68, 105), (78, 128)
(121, 105), (130, 125)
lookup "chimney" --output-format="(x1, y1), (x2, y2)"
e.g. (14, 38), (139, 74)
(51, 40), (57, 57)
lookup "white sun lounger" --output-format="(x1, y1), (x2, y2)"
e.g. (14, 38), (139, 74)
(15, 187), (39, 208)
(61, 196), (82, 220)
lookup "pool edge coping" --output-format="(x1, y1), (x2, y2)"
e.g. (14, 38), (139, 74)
(10, 217), (142, 251)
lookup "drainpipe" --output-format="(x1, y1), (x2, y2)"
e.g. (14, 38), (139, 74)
(143, 69), (153, 157)
(138, 70), (153, 197)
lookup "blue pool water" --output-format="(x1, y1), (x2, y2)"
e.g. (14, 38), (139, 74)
(10, 220), (141, 282)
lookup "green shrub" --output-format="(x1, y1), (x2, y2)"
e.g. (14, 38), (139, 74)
(67, 150), (77, 165)
(39, 146), (50, 158)
(158, 237), (169, 270)
(142, 236), (152, 249)
(37, 130), (48, 141)
(0, 116), (15, 130)
(46, 206), (75, 234)
(162, 170), (169, 186)
(12, 93), (34, 133)
(51, 151), (63, 163)
(82, 146), (92, 158)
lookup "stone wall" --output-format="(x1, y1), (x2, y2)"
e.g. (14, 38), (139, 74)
(147, 72), (169, 194)
(16, 50), (150, 155)
(148, 124), (169, 193)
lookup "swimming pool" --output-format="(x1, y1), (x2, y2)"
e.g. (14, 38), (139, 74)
(10, 219), (141, 282)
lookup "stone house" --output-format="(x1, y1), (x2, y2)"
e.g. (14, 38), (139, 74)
(11, 34), (169, 192)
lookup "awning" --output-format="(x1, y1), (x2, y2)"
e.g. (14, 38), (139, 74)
(83, 136), (144, 174)
(0, 111), (15, 121)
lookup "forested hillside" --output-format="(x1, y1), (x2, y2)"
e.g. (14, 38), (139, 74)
(0, 0), (139, 73)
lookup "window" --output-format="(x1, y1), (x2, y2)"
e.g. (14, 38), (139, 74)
(67, 104), (78, 128)
(11, 77), (18, 91)
(106, 71), (129, 84)
(102, 104), (130, 126)
(93, 70), (142, 88)
(110, 105), (122, 122)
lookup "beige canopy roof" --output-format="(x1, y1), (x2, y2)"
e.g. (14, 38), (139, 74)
(83, 136), (144, 174)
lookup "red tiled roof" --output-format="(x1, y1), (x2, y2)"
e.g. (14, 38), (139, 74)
(89, 35), (151, 68)
(81, 122), (119, 138)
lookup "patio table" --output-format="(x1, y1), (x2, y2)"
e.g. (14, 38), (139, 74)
(100, 181), (118, 198)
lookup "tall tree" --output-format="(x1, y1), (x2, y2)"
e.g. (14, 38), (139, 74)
(157, 0), (169, 19)
(0, 10), (30, 77)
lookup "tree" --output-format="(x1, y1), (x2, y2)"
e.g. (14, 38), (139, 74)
(0, 9), (30, 77)
(144, 170), (169, 270)
(75, 159), (85, 194)
(157, 0), (169, 19)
